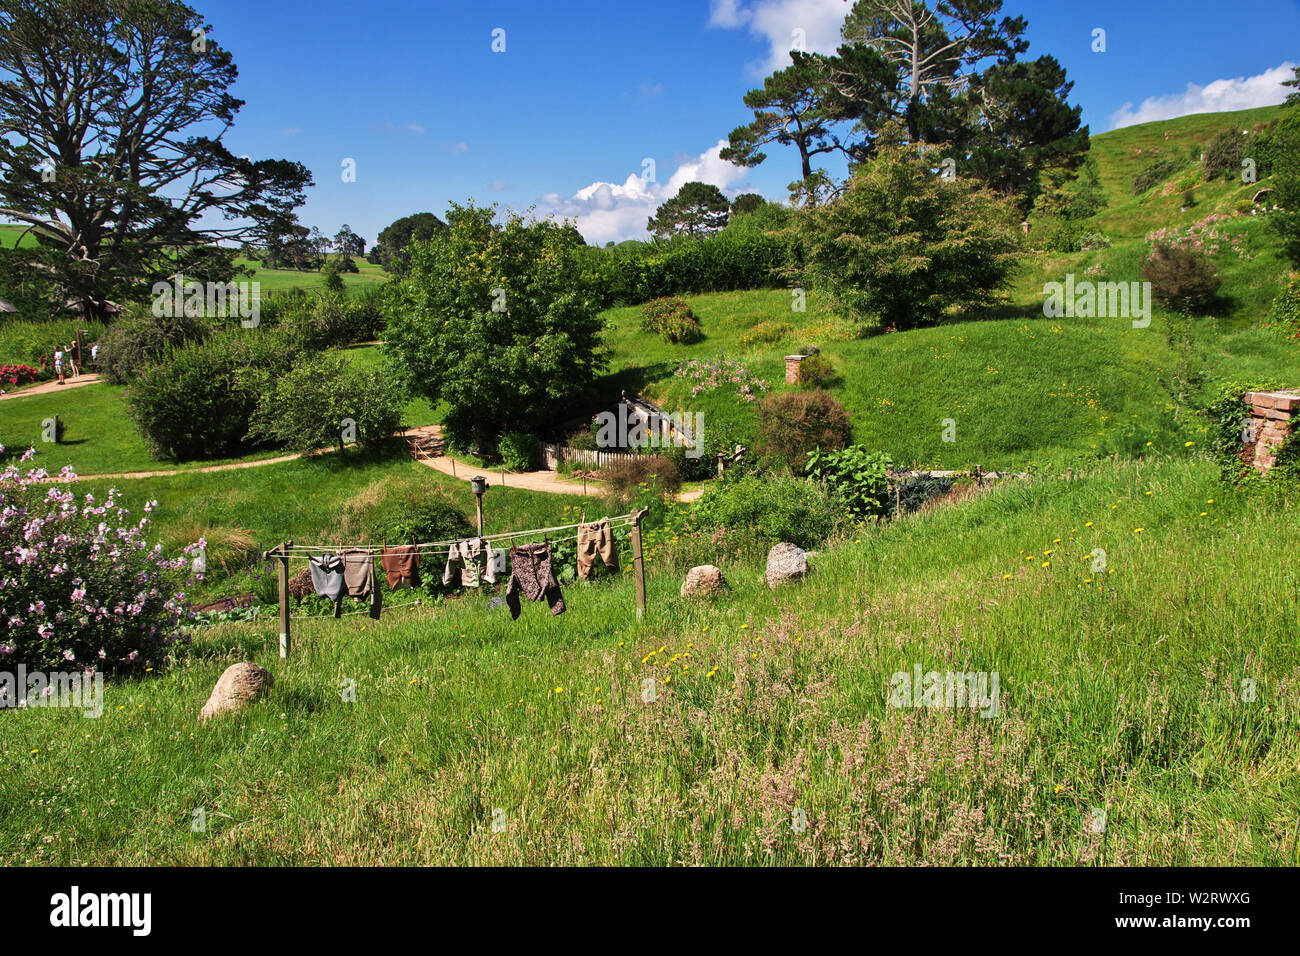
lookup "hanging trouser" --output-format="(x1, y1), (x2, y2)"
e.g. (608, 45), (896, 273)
(381, 545), (421, 590)
(504, 542), (565, 619)
(309, 554), (345, 602)
(342, 549), (382, 620)
(576, 517), (619, 580)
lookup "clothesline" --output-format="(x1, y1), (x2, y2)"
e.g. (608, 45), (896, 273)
(280, 513), (637, 556)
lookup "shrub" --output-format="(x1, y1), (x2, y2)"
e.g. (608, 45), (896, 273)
(579, 228), (791, 307)
(0, 317), (105, 368)
(497, 431), (539, 471)
(894, 473), (954, 515)
(337, 477), (471, 546)
(1268, 272), (1300, 339)
(246, 350), (403, 454)
(0, 364), (41, 387)
(126, 330), (297, 460)
(1132, 158), (1183, 195)
(1078, 231), (1112, 252)
(796, 352), (838, 389)
(689, 473), (844, 556)
(640, 297), (703, 344)
(757, 389), (852, 471)
(804, 445), (892, 521)
(1202, 128), (1247, 181)
(0, 446), (195, 673)
(1037, 218), (1084, 254)
(1140, 240), (1222, 314)
(598, 454), (681, 506)
(741, 320), (792, 345)
(97, 306), (212, 384)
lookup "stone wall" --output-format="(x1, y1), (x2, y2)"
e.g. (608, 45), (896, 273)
(1243, 390), (1299, 473)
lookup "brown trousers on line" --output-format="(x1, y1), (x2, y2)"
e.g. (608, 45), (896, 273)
(576, 517), (619, 580)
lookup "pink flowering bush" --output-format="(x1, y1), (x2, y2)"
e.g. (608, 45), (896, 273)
(0, 444), (197, 673)
(675, 355), (769, 403)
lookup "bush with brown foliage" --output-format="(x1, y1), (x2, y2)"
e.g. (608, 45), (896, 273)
(597, 455), (681, 506)
(757, 389), (852, 471)
(1140, 240), (1221, 314)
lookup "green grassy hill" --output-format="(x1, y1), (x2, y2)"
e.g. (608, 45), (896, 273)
(594, 106), (1296, 473)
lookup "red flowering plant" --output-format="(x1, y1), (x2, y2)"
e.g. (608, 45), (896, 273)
(0, 444), (198, 674)
(1, 364), (43, 386)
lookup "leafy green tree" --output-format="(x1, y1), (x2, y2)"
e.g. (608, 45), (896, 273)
(383, 203), (605, 450)
(797, 132), (1020, 331)
(729, 193), (768, 217)
(720, 54), (857, 206)
(819, 1), (1086, 214)
(0, 0), (311, 320)
(647, 181), (730, 239)
(373, 212), (447, 275)
(247, 351), (402, 454)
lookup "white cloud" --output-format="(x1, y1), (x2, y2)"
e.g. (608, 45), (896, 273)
(537, 140), (751, 246)
(1109, 62), (1297, 130)
(451, 141), (469, 154)
(708, 0), (849, 75)
(407, 122), (426, 134)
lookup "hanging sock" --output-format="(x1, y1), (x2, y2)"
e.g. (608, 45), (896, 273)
(504, 542), (565, 620)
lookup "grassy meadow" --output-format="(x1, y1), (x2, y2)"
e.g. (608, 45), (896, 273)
(3, 456), (1297, 864)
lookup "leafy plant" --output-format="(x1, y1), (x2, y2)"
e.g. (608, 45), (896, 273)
(640, 297), (703, 343)
(496, 431), (539, 471)
(796, 352), (838, 389)
(246, 350), (403, 454)
(804, 445), (892, 521)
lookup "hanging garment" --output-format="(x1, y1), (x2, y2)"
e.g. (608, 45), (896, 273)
(490, 546), (508, 578)
(443, 538), (499, 588)
(381, 545), (422, 590)
(309, 554), (346, 602)
(505, 542), (565, 620)
(576, 517), (620, 580)
(342, 548), (382, 620)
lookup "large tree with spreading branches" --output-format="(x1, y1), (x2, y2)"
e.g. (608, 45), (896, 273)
(0, 0), (312, 320)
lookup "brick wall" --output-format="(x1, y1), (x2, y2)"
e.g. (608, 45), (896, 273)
(1243, 390), (1299, 473)
(784, 355), (804, 384)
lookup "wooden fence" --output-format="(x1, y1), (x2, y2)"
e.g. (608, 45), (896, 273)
(538, 442), (645, 470)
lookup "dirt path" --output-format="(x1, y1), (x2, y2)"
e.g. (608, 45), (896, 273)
(406, 425), (598, 495)
(51, 420), (707, 501)
(0, 373), (102, 401)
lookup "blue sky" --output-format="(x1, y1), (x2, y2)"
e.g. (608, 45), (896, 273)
(176, 0), (1300, 244)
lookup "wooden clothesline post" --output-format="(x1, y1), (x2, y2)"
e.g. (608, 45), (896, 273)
(266, 541), (292, 658)
(630, 507), (649, 621)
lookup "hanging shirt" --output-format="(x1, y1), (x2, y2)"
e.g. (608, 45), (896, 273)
(309, 554), (346, 601)
(442, 538), (499, 588)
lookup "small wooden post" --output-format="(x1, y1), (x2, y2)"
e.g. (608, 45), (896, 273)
(631, 507), (648, 621)
(274, 541), (292, 658)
